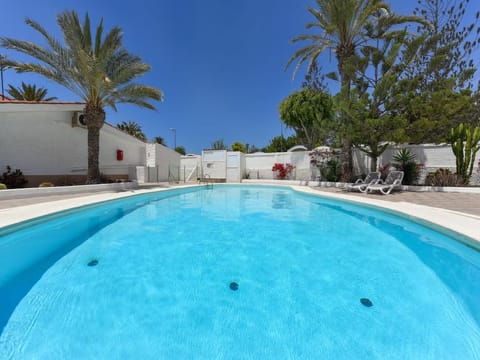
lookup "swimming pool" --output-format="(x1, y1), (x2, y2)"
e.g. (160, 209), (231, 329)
(1, 185), (479, 359)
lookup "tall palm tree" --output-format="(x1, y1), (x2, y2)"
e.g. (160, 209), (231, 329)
(287, 0), (393, 87)
(117, 121), (147, 142)
(286, 0), (422, 180)
(7, 82), (57, 101)
(1, 11), (163, 183)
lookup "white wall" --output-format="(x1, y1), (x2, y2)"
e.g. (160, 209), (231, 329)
(0, 103), (171, 185)
(202, 150), (227, 179)
(226, 151), (245, 182)
(181, 144), (480, 184)
(0, 107), (146, 178)
(145, 143), (181, 182)
(1, 105), (86, 175)
(179, 155), (201, 182)
(245, 151), (312, 180)
(354, 143), (480, 179)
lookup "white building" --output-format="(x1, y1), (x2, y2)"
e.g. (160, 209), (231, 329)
(0, 98), (179, 186)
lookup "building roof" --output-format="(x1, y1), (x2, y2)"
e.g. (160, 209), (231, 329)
(0, 95), (84, 105)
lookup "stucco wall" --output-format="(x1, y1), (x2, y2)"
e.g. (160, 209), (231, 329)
(0, 104), (150, 186)
(181, 145), (480, 184)
(202, 150), (227, 180)
(245, 151), (312, 180)
(180, 155), (201, 181)
(145, 143), (181, 182)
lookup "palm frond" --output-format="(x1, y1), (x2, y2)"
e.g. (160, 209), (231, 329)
(105, 84), (163, 110)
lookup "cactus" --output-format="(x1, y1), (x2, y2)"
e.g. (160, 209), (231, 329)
(449, 124), (480, 184)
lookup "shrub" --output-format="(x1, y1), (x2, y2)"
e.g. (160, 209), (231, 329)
(1, 165), (28, 189)
(392, 149), (420, 185)
(320, 158), (341, 181)
(39, 182), (55, 187)
(272, 163), (295, 180)
(449, 123), (480, 184)
(424, 169), (463, 187)
(0, 183), (7, 190)
(310, 147), (342, 181)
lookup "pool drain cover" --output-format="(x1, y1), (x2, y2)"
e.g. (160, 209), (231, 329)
(87, 259), (99, 267)
(360, 298), (373, 307)
(229, 282), (239, 291)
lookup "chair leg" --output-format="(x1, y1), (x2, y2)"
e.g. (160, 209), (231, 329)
(380, 186), (392, 195)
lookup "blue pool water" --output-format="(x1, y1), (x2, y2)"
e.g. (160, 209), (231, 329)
(0, 185), (479, 359)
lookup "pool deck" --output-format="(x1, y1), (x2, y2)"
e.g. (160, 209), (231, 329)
(1, 183), (479, 248)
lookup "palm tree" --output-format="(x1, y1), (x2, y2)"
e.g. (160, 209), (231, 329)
(117, 121), (147, 142)
(286, 0), (422, 180)
(7, 82), (57, 101)
(287, 0), (392, 87)
(153, 136), (166, 145)
(1, 11), (162, 183)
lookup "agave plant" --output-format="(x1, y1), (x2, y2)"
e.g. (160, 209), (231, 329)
(392, 148), (419, 185)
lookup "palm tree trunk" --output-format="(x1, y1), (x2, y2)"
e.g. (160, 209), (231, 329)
(337, 48), (355, 182)
(87, 126), (101, 183)
(341, 138), (353, 181)
(85, 106), (105, 184)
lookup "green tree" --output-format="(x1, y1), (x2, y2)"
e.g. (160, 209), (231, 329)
(398, 0), (480, 143)
(117, 121), (147, 142)
(301, 62), (327, 92)
(7, 82), (57, 101)
(401, 84), (475, 143)
(262, 135), (298, 153)
(246, 144), (261, 153)
(278, 88), (333, 149)
(231, 142), (246, 153)
(344, 18), (425, 170)
(1, 11), (162, 183)
(287, 0), (423, 180)
(410, 0), (479, 91)
(211, 139), (227, 150)
(153, 136), (166, 145)
(175, 146), (186, 155)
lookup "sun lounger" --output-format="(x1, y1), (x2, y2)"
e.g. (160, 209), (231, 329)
(365, 171), (404, 195)
(344, 172), (381, 192)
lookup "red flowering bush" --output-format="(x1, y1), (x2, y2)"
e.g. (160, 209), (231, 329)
(272, 163), (295, 180)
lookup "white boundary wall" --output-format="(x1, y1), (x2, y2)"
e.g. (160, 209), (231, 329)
(245, 151), (313, 180)
(179, 155), (201, 182)
(353, 144), (480, 183)
(202, 150), (227, 179)
(226, 152), (246, 182)
(144, 143), (181, 182)
(181, 145), (480, 184)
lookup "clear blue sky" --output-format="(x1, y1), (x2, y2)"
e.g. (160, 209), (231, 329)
(1, 0), (477, 153)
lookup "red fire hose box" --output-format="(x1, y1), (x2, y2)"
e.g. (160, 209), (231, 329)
(116, 149), (124, 161)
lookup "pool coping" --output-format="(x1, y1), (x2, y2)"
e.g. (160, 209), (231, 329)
(290, 185), (480, 250)
(1, 183), (479, 251)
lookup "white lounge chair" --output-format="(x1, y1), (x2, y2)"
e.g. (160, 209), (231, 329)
(344, 172), (381, 192)
(366, 171), (404, 195)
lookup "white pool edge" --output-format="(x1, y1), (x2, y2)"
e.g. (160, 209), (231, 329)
(1, 183), (479, 251)
(291, 186), (480, 250)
